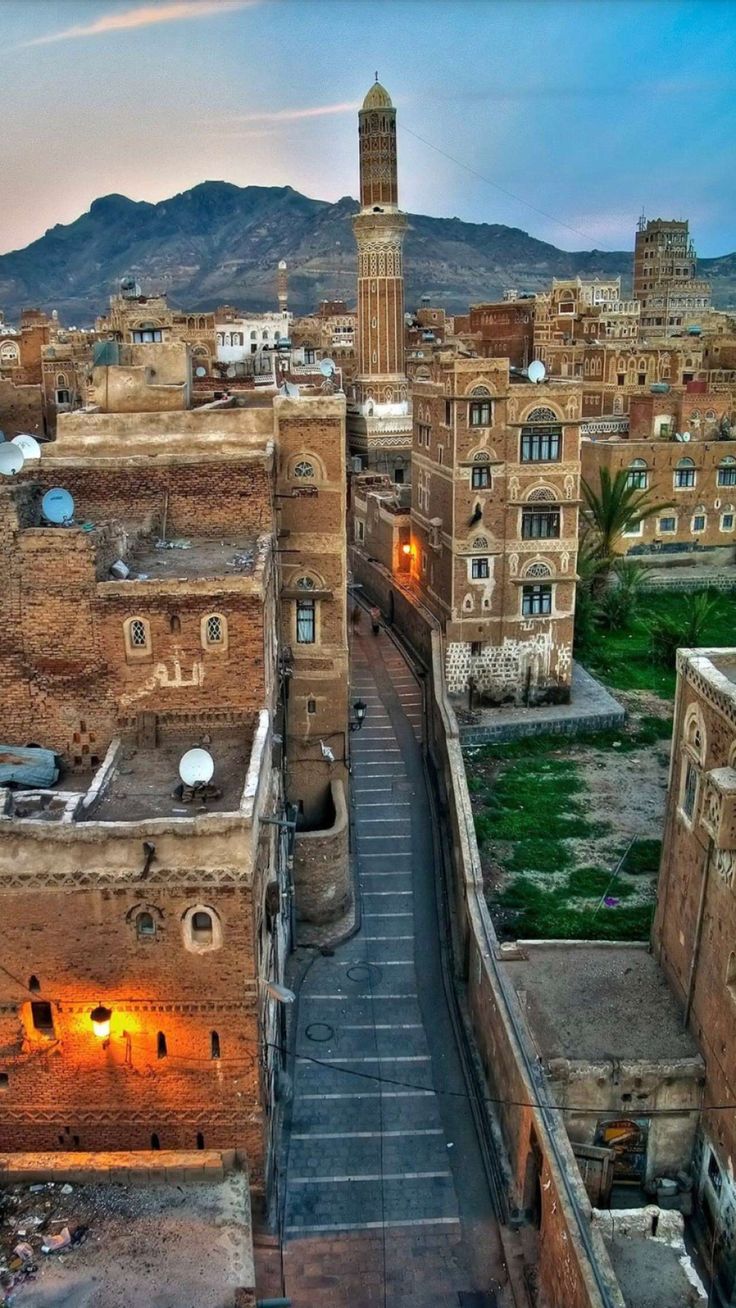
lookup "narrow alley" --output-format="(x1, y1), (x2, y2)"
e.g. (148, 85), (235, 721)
(280, 621), (507, 1307)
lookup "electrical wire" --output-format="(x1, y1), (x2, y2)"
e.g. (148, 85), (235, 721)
(399, 121), (608, 248)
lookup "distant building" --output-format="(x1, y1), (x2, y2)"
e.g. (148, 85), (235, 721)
(634, 217), (711, 337)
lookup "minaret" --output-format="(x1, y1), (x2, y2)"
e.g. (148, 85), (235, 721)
(352, 78), (408, 411)
(277, 259), (288, 313)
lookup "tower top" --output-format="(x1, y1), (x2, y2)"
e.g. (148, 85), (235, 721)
(362, 79), (393, 111)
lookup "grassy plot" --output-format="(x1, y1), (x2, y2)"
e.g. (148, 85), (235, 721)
(580, 588), (736, 700)
(466, 727), (666, 942)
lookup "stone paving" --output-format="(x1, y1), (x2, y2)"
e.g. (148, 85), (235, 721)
(280, 625), (508, 1307)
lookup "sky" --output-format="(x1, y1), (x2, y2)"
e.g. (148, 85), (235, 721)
(1, 0), (735, 257)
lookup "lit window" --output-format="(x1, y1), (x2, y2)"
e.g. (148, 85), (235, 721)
(471, 557), (489, 579)
(136, 911), (156, 939)
(296, 598), (316, 644)
(472, 465), (491, 489)
(674, 458), (696, 489)
(522, 584), (552, 617)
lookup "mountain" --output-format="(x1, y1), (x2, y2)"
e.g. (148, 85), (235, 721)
(0, 181), (734, 324)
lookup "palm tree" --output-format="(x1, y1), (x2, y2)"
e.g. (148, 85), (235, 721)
(581, 468), (673, 594)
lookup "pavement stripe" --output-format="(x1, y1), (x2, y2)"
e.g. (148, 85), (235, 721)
(297, 1055), (429, 1064)
(307, 993), (417, 999)
(362, 890), (412, 896)
(291, 1128), (442, 1139)
(362, 934), (414, 939)
(300, 1091), (433, 1100)
(290, 1171), (451, 1184)
(340, 1024), (422, 1030)
(284, 1218), (460, 1234)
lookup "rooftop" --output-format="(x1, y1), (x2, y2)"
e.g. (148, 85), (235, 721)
(501, 943), (698, 1063)
(0, 1163), (253, 1308)
(125, 533), (262, 583)
(80, 727), (254, 823)
(678, 647), (736, 704)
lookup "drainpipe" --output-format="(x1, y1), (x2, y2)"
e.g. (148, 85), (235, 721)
(684, 836), (713, 1030)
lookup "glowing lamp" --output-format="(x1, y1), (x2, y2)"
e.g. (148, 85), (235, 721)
(90, 1004), (112, 1040)
(402, 543), (413, 556)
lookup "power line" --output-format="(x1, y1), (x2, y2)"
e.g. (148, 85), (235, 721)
(399, 121), (607, 248)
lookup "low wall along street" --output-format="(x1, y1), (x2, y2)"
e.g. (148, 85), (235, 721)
(350, 547), (626, 1308)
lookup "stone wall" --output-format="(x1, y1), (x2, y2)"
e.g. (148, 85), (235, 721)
(292, 779), (350, 924)
(0, 376), (45, 438)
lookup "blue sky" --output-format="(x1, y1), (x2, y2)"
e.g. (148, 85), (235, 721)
(2, 0), (735, 256)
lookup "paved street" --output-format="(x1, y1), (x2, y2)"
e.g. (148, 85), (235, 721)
(281, 623), (507, 1307)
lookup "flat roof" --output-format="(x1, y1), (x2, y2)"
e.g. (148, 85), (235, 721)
(0, 1172), (253, 1308)
(502, 944), (698, 1062)
(80, 727), (253, 823)
(127, 534), (261, 582)
(711, 653), (736, 686)
(604, 1231), (706, 1308)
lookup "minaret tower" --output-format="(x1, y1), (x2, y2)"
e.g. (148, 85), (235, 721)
(352, 78), (408, 412)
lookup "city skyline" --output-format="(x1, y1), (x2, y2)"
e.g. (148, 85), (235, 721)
(2, 0), (735, 258)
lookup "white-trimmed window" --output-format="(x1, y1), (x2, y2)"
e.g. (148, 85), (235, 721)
(182, 904), (222, 954)
(124, 616), (152, 658)
(720, 509), (734, 532)
(659, 516), (677, 533)
(674, 457), (696, 489)
(522, 584), (552, 617)
(471, 557), (490, 580)
(691, 513), (706, 534)
(468, 386), (492, 427)
(201, 613), (227, 651)
(296, 598), (316, 644)
(626, 458), (649, 490)
(623, 519), (644, 537)
(717, 457), (736, 488)
(471, 464), (491, 489)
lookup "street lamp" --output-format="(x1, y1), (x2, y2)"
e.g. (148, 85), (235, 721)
(90, 1003), (112, 1042)
(349, 698), (367, 733)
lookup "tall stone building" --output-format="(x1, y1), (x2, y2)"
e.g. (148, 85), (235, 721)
(347, 79), (412, 483)
(634, 217), (711, 337)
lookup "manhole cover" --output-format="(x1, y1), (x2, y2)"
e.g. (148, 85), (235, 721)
(346, 962), (382, 984)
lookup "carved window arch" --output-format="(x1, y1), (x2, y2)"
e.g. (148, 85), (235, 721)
(123, 615), (151, 659)
(472, 450), (490, 461)
(469, 385), (492, 397)
(290, 453), (325, 482)
(525, 406), (559, 424)
(471, 535), (489, 550)
(523, 560), (553, 579)
(200, 612), (228, 652)
(527, 486), (557, 502)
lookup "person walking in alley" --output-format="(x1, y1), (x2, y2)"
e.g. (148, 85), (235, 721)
(370, 605), (381, 635)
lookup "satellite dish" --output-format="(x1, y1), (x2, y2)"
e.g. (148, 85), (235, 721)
(195, 366), (207, 378)
(527, 360), (547, 384)
(0, 444), (24, 476)
(179, 748), (214, 786)
(12, 434), (41, 460)
(279, 381), (300, 399)
(226, 365), (237, 379)
(319, 358), (336, 377)
(41, 487), (75, 524)
(682, 431), (691, 442)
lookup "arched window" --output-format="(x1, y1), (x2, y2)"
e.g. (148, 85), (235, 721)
(524, 561), (553, 579)
(151, 1133), (160, 1150)
(527, 487), (556, 502)
(182, 904), (222, 953)
(0, 343), (20, 365)
(196, 1132), (205, 1150)
(293, 460), (316, 479)
(295, 575), (316, 590)
(211, 1031), (221, 1059)
(201, 613), (227, 651)
(28, 975), (40, 992)
(170, 614), (181, 634)
(717, 456), (736, 488)
(124, 616), (151, 657)
(627, 458), (648, 490)
(56, 372), (68, 388)
(250, 330), (257, 340)
(675, 457), (696, 489)
(136, 911), (156, 939)
(157, 1031), (167, 1059)
(525, 407), (559, 423)
(468, 386), (492, 428)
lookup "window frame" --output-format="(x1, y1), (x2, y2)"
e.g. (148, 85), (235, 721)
(520, 426), (562, 463)
(296, 597), (317, 645)
(469, 399), (492, 428)
(201, 612), (228, 653)
(124, 615), (152, 661)
(471, 464), (491, 490)
(470, 556), (490, 580)
(674, 459), (696, 490)
(521, 583), (553, 617)
(521, 508), (561, 540)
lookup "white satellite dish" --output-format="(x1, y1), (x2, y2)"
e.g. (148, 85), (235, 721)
(681, 431), (691, 442)
(279, 381), (300, 398)
(12, 434), (41, 460)
(226, 365), (237, 379)
(195, 366), (206, 378)
(179, 747), (214, 786)
(41, 487), (75, 524)
(0, 444), (24, 476)
(527, 360), (547, 384)
(319, 358), (336, 377)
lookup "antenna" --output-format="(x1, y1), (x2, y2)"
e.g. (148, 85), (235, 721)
(279, 381), (300, 399)
(179, 748), (215, 787)
(12, 434), (41, 460)
(319, 358), (336, 377)
(41, 487), (75, 524)
(0, 444), (24, 476)
(527, 360), (547, 384)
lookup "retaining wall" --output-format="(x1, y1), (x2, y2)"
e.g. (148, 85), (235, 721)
(351, 548), (626, 1308)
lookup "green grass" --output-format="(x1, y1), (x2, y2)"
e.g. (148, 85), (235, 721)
(581, 588), (736, 700)
(621, 837), (663, 876)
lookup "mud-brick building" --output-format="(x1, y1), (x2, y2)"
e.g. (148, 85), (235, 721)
(0, 388), (350, 1192)
(408, 355), (582, 704)
(653, 648), (736, 1303)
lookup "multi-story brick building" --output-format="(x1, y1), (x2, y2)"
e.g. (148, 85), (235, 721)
(0, 363), (350, 1193)
(347, 79), (412, 482)
(634, 216), (711, 337)
(652, 648), (736, 1303)
(408, 355), (582, 702)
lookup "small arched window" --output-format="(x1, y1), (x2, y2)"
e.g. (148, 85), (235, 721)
(250, 330), (257, 340)
(525, 406), (559, 424)
(201, 613), (227, 651)
(196, 1132), (205, 1150)
(170, 614), (181, 634)
(182, 904), (222, 954)
(295, 575), (316, 590)
(136, 911), (156, 940)
(29, 975), (40, 992)
(211, 1030), (221, 1059)
(157, 1032), (167, 1059)
(675, 457), (696, 489)
(627, 458), (648, 490)
(192, 911), (212, 943)
(151, 1133), (160, 1150)
(717, 456), (736, 488)
(293, 460), (316, 479)
(525, 561), (553, 579)
(124, 616), (151, 657)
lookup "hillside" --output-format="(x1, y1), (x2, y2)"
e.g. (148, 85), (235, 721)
(0, 181), (734, 323)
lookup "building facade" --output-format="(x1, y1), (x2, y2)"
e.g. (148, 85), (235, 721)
(634, 217), (711, 336)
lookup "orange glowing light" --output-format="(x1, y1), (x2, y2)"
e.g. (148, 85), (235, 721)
(402, 543), (413, 556)
(90, 1004), (112, 1040)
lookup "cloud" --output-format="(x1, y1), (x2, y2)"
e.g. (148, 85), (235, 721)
(19, 0), (258, 48)
(224, 101), (360, 124)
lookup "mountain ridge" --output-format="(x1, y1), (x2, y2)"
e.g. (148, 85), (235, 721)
(1, 181), (734, 323)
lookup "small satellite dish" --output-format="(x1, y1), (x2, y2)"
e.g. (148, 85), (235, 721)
(319, 358), (336, 377)
(195, 366), (206, 378)
(179, 748), (214, 786)
(527, 360), (547, 384)
(0, 444), (24, 476)
(279, 381), (300, 399)
(226, 365), (237, 379)
(12, 434), (41, 460)
(681, 431), (691, 442)
(42, 487), (75, 524)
